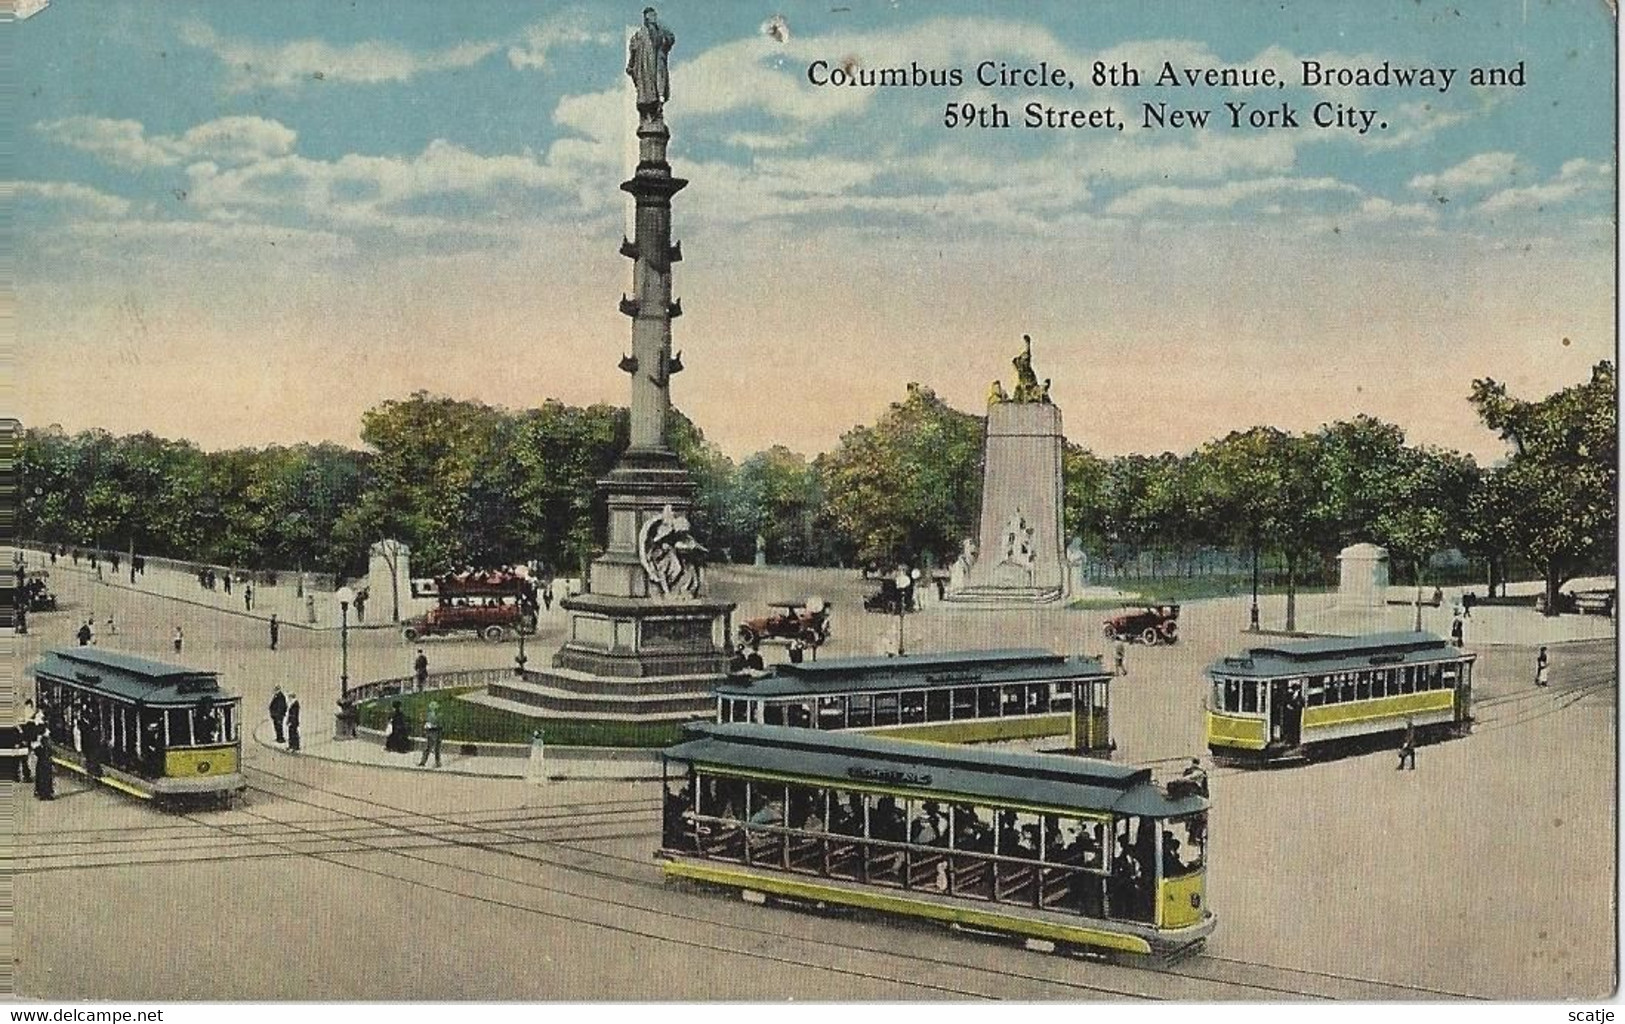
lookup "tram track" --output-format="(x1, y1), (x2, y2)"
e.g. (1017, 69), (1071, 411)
(227, 762), (1471, 1001)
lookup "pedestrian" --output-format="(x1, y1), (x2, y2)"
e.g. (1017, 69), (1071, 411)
(1462, 591), (1475, 618)
(1535, 646), (1550, 688)
(1450, 614), (1464, 648)
(268, 686), (288, 744)
(413, 648), (429, 692)
(221, 572), (229, 594)
(269, 614), (280, 651)
(285, 694), (301, 752)
(33, 732), (54, 800)
(76, 620), (92, 646)
(542, 582), (554, 613)
(244, 582), (254, 612)
(18, 701), (38, 784)
(87, 618), (97, 645)
(1396, 717), (1416, 770)
(172, 625), (184, 654)
(48, 550), (56, 566)
(934, 576), (947, 601)
(79, 705), (102, 778)
(788, 637), (806, 664)
(1114, 641), (1128, 677)
(418, 701), (443, 768)
(385, 702), (411, 753)
(354, 589), (367, 623)
(105, 615), (116, 637)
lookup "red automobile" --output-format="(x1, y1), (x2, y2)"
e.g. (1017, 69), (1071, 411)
(738, 599), (831, 647)
(1102, 604), (1180, 645)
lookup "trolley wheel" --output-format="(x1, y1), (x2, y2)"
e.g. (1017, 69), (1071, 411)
(1140, 626), (1160, 645)
(402, 626), (420, 642)
(482, 624), (506, 642)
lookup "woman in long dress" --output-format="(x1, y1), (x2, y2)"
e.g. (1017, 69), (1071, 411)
(385, 702), (411, 753)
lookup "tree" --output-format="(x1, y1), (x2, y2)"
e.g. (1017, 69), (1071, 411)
(1468, 362), (1616, 614)
(816, 383), (984, 568)
(1369, 446), (1479, 627)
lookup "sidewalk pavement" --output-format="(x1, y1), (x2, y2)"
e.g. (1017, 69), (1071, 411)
(33, 556), (390, 632)
(250, 717), (660, 781)
(1248, 585), (1615, 647)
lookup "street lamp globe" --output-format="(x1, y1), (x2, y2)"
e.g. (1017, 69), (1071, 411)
(336, 585), (356, 608)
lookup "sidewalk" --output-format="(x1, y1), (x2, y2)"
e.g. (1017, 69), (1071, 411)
(250, 717), (662, 781)
(1251, 586), (1615, 647)
(31, 556), (391, 632)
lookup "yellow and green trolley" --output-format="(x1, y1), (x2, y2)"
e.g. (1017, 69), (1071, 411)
(659, 722), (1214, 957)
(715, 648), (1114, 754)
(30, 648), (245, 806)
(1205, 631), (1474, 765)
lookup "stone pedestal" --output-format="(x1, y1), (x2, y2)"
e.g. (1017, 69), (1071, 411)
(1338, 543), (1390, 611)
(949, 402), (1067, 604)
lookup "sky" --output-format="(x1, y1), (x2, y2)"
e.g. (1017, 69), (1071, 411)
(12, 0), (1617, 464)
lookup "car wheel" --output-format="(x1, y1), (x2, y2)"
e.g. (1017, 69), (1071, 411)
(1102, 623), (1116, 639)
(402, 627), (419, 642)
(1162, 621), (1179, 643)
(738, 625), (758, 646)
(483, 624), (506, 642)
(1140, 626), (1160, 645)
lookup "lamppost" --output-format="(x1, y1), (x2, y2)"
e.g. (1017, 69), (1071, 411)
(1248, 546), (1261, 632)
(335, 585), (355, 700)
(515, 616), (532, 676)
(893, 568), (918, 656)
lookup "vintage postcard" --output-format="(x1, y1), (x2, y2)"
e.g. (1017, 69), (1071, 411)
(10, 0), (1618, 1010)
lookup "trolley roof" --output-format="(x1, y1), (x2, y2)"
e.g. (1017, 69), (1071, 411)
(716, 648), (1110, 698)
(31, 648), (232, 705)
(1206, 631), (1474, 679)
(665, 722), (1202, 818)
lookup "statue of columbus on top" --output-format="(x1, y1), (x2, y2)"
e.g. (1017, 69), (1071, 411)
(627, 7), (675, 123)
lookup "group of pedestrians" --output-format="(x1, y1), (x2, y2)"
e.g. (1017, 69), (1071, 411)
(267, 686), (302, 752)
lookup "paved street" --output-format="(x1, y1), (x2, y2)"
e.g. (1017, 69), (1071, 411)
(12, 559), (1616, 1000)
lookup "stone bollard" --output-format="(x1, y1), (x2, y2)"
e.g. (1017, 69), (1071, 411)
(525, 729), (547, 785)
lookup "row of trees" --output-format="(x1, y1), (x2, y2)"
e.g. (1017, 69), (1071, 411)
(20, 364), (1614, 616)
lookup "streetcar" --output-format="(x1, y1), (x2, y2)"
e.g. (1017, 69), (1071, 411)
(659, 722), (1214, 957)
(715, 648), (1113, 754)
(1205, 631), (1474, 765)
(29, 648), (246, 805)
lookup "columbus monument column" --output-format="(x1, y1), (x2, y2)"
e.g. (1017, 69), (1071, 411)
(493, 9), (733, 717)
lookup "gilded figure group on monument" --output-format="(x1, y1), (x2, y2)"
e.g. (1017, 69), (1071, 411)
(989, 334), (1053, 405)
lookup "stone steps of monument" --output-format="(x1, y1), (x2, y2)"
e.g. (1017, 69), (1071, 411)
(460, 690), (708, 724)
(526, 664), (724, 696)
(945, 586), (1063, 605)
(488, 678), (715, 718)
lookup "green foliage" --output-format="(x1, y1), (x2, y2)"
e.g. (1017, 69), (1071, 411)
(359, 688), (684, 747)
(1468, 362), (1616, 608)
(815, 383), (984, 567)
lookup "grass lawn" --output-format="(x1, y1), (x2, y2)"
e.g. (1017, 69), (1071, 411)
(359, 687), (687, 748)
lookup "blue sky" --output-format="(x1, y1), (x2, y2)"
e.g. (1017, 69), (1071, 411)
(13, 0), (1617, 462)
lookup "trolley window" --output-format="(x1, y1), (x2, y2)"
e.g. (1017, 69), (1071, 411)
(829, 789), (866, 837)
(1000, 685), (1025, 717)
(787, 783), (828, 832)
(1050, 683), (1073, 713)
(900, 690), (926, 725)
(977, 686), (1000, 717)
(1356, 671), (1372, 701)
(952, 804), (995, 853)
(950, 687), (976, 720)
(1045, 815), (1107, 873)
(1026, 683), (1050, 714)
(873, 692), (899, 727)
(1306, 676), (1326, 707)
(816, 696), (845, 730)
(763, 703), (786, 727)
(1240, 680), (1259, 713)
(1161, 812), (1207, 879)
(847, 693), (873, 728)
(925, 689), (950, 722)
(166, 707), (193, 747)
(908, 800), (950, 847)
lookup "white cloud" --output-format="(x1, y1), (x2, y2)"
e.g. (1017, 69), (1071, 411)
(1410, 151), (1521, 193)
(1104, 176), (1360, 217)
(1479, 158), (1611, 214)
(508, 19), (615, 70)
(179, 21), (500, 90)
(35, 115), (297, 169)
(11, 180), (132, 217)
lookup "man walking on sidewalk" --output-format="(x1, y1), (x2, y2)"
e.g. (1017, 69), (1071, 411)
(418, 701), (443, 768)
(286, 694), (301, 752)
(269, 614), (280, 651)
(414, 649), (429, 692)
(268, 686), (288, 744)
